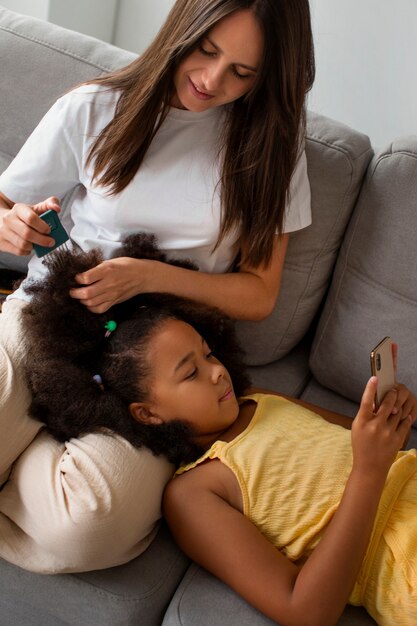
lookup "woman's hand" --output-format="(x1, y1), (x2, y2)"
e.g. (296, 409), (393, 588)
(0, 195), (61, 256)
(70, 257), (149, 312)
(351, 377), (413, 477)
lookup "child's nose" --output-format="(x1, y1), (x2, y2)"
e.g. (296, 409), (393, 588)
(211, 363), (224, 383)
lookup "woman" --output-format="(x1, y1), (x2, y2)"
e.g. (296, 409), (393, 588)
(0, 0), (314, 572)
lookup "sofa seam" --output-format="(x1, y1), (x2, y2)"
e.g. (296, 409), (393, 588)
(0, 25), (122, 73)
(368, 150), (417, 178)
(174, 564), (201, 626)
(69, 550), (188, 603)
(273, 186), (353, 355)
(306, 135), (372, 163)
(341, 264), (417, 308)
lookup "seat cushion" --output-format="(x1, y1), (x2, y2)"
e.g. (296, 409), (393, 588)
(0, 524), (189, 626)
(247, 335), (312, 396)
(162, 564), (377, 626)
(236, 112), (373, 366)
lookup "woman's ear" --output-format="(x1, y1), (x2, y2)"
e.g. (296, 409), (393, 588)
(129, 402), (164, 426)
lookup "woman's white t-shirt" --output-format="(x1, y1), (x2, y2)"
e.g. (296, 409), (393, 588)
(0, 84), (311, 300)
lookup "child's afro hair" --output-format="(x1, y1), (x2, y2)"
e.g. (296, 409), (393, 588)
(21, 233), (250, 464)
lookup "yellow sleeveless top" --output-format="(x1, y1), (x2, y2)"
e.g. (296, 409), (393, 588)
(177, 393), (417, 588)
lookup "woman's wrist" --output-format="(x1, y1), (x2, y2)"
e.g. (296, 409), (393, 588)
(134, 257), (157, 293)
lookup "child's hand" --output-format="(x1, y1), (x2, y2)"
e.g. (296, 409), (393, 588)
(392, 383), (417, 448)
(391, 383), (417, 422)
(351, 377), (412, 477)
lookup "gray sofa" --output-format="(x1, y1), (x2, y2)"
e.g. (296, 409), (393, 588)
(0, 7), (416, 626)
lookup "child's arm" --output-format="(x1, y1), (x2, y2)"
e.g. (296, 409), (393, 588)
(164, 379), (412, 626)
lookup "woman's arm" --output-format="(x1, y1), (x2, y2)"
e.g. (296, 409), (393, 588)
(0, 191), (61, 255)
(69, 233), (290, 320)
(164, 379), (412, 626)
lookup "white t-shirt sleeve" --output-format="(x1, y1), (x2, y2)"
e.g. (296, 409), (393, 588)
(281, 148), (312, 233)
(0, 93), (84, 205)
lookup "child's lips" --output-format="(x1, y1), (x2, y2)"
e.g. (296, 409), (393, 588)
(219, 387), (234, 402)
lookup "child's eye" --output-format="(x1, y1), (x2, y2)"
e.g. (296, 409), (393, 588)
(205, 351), (215, 359)
(184, 368), (198, 381)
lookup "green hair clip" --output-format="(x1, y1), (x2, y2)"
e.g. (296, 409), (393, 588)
(104, 320), (117, 338)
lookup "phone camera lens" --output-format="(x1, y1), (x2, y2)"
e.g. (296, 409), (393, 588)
(376, 354), (381, 370)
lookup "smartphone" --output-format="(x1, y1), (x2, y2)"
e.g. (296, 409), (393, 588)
(33, 210), (69, 258)
(370, 336), (395, 409)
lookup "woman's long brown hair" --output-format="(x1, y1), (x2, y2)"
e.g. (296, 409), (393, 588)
(86, 0), (315, 267)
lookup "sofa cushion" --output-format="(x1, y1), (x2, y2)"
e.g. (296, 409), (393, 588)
(247, 336), (312, 396)
(0, 524), (189, 626)
(162, 563), (377, 626)
(0, 152), (11, 177)
(236, 113), (373, 366)
(310, 137), (417, 416)
(301, 377), (359, 417)
(0, 7), (135, 162)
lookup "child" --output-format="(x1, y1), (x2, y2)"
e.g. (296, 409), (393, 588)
(22, 241), (417, 626)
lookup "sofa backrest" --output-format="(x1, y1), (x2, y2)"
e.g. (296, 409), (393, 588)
(310, 136), (417, 401)
(0, 7), (135, 175)
(236, 113), (373, 365)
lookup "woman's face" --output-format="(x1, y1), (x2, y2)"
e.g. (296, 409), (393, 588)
(129, 319), (240, 444)
(171, 9), (263, 112)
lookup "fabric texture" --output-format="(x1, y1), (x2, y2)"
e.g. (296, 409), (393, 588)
(310, 139), (417, 422)
(178, 393), (354, 559)
(0, 299), (42, 486)
(177, 393), (417, 624)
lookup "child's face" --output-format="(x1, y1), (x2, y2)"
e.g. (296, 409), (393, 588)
(171, 9), (263, 112)
(129, 319), (239, 443)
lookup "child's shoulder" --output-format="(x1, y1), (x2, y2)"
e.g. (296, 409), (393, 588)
(164, 458), (241, 512)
